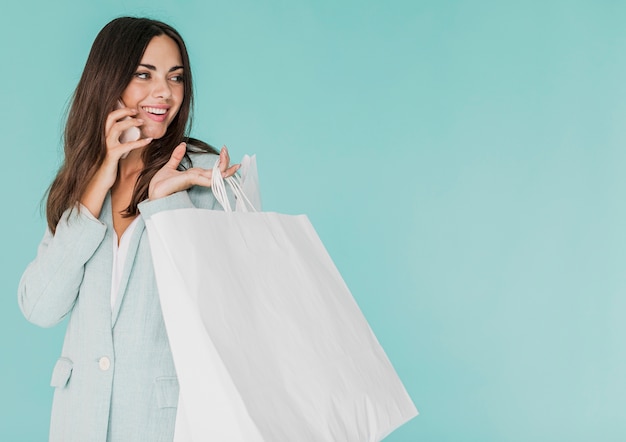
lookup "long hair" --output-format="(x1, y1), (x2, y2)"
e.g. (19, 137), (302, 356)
(46, 17), (216, 233)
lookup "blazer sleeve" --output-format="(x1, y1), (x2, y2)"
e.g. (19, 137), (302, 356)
(18, 206), (107, 328)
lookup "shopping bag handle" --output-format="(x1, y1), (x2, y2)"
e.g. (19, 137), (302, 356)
(211, 158), (257, 213)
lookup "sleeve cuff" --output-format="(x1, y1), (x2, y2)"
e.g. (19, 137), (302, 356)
(77, 203), (104, 224)
(57, 205), (107, 238)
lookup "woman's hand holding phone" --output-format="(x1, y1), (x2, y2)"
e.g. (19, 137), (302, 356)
(79, 101), (152, 218)
(99, 102), (152, 184)
(116, 100), (141, 144)
(105, 101), (150, 159)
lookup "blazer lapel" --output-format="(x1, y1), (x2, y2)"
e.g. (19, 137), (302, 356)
(99, 194), (115, 324)
(111, 215), (145, 327)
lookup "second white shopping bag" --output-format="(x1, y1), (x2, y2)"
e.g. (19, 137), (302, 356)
(145, 158), (418, 441)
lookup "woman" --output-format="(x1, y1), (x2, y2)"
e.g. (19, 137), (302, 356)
(18, 17), (237, 442)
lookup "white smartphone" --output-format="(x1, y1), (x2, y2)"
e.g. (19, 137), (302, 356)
(117, 100), (141, 143)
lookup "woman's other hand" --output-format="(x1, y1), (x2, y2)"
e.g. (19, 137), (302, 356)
(148, 143), (240, 200)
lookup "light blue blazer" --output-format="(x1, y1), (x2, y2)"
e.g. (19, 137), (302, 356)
(18, 152), (225, 442)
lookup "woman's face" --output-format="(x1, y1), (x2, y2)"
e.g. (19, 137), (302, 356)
(120, 35), (184, 140)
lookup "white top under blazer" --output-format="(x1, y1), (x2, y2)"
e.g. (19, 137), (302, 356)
(111, 216), (141, 309)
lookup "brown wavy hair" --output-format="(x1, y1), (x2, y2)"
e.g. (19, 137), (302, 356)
(46, 17), (217, 233)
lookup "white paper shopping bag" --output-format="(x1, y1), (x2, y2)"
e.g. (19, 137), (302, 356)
(145, 158), (418, 441)
(236, 154), (261, 211)
(148, 218), (265, 442)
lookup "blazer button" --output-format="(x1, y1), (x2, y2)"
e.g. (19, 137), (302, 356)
(98, 357), (111, 371)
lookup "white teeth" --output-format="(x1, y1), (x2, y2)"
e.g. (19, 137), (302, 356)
(143, 107), (167, 115)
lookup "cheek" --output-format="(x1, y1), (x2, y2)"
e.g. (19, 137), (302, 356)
(121, 82), (151, 106)
(121, 92), (141, 108)
(171, 95), (185, 118)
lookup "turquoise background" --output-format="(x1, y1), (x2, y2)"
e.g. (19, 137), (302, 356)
(2, 0), (626, 440)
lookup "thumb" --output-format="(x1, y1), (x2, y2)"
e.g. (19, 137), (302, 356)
(164, 142), (187, 170)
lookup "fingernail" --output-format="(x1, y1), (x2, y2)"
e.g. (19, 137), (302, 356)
(137, 119), (144, 123)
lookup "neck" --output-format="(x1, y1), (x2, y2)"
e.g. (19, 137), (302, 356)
(118, 148), (144, 181)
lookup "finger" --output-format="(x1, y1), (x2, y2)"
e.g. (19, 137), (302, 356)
(166, 167), (213, 191)
(109, 118), (144, 142)
(222, 163), (240, 178)
(105, 118), (145, 148)
(115, 137), (153, 159)
(187, 168), (214, 187)
(218, 145), (231, 172)
(164, 142), (187, 170)
(105, 117), (143, 146)
(115, 117), (144, 132)
(105, 108), (138, 134)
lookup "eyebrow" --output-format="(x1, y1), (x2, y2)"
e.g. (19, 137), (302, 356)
(138, 64), (184, 72)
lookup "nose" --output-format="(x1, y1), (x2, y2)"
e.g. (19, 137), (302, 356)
(152, 76), (172, 99)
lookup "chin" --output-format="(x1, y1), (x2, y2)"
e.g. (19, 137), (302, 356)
(141, 127), (168, 140)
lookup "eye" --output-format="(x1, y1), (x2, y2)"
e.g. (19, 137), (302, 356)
(134, 72), (150, 80)
(170, 74), (184, 83)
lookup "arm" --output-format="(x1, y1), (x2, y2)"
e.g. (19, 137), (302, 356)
(18, 207), (107, 327)
(18, 106), (150, 327)
(82, 106), (151, 218)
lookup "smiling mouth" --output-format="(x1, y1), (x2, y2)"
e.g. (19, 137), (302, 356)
(142, 106), (167, 115)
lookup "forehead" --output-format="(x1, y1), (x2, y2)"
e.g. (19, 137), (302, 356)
(140, 35), (183, 66)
